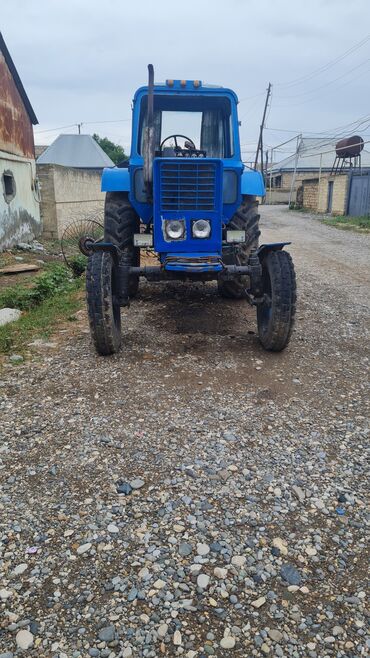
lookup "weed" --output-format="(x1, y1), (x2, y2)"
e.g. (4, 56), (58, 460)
(68, 254), (88, 277)
(322, 215), (370, 232)
(0, 263), (73, 311)
(0, 263), (85, 355)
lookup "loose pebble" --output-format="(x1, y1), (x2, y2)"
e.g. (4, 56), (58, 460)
(251, 596), (266, 608)
(0, 207), (367, 658)
(15, 630), (33, 650)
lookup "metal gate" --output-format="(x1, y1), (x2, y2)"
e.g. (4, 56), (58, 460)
(347, 171), (370, 216)
(327, 180), (334, 212)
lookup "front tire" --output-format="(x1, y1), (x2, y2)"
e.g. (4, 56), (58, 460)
(257, 250), (296, 352)
(86, 251), (121, 355)
(104, 192), (140, 298)
(218, 195), (260, 299)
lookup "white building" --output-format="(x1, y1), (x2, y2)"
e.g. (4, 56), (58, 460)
(0, 32), (41, 250)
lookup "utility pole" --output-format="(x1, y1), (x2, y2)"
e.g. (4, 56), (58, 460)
(77, 123), (83, 134)
(254, 82), (272, 174)
(288, 133), (302, 208)
(269, 147), (274, 204)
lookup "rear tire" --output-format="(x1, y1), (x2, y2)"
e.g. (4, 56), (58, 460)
(218, 195), (260, 298)
(257, 250), (296, 352)
(104, 192), (140, 297)
(86, 251), (121, 355)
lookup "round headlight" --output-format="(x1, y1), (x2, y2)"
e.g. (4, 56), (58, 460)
(165, 220), (185, 240)
(192, 219), (211, 239)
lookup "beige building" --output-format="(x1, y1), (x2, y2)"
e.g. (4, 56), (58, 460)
(36, 134), (114, 239)
(300, 174), (349, 215)
(267, 137), (370, 207)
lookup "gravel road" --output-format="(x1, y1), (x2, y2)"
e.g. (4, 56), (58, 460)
(0, 206), (369, 658)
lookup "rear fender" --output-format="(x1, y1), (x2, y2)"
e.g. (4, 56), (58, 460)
(101, 167), (130, 192)
(241, 169), (265, 196)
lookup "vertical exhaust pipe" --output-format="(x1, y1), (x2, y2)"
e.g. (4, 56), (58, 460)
(143, 64), (155, 199)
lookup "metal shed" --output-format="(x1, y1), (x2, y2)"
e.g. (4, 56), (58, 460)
(37, 134), (114, 169)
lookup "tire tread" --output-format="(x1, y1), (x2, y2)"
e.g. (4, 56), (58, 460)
(86, 251), (121, 355)
(257, 250), (296, 351)
(218, 195), (260, 299)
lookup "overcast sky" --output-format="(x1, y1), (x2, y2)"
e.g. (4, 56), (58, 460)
(2, 0), (370, 164)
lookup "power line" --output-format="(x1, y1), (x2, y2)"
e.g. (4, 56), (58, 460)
(239, 95), (265, 121)
(275, 34), (370, 88)
(265, 115), (370, 153)
(34, 118), (131, 135)
(313, 113), (370, 135)
(288, 116), (370, 154)
(34, 123), (78, 134)
(83, 119), (131, 125)
(276, 58), (370, 101)
(238, 91), (266, 104)
(273, 62), (369, 108)
(299, 138), (370, 159)
(271, 138), (370, 169)
(266, 113), (370, 137)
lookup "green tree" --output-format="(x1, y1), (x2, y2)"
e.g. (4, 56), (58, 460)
(93, 134), (127, 165)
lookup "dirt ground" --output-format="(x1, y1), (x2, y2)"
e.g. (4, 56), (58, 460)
(0, 205), (369, 657)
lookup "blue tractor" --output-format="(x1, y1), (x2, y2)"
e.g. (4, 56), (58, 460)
(86, 66), (296, 355)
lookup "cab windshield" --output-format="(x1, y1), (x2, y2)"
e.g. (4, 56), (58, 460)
(138, 94), (234, 158)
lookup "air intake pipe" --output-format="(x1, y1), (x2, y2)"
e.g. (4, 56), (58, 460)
(143, 64), (155, 199)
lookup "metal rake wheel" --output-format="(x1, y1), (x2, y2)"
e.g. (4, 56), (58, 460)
(61, 219), (104, 275)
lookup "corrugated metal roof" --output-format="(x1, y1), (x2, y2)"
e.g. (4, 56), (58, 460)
(0, 32), (38, 125)
(269, 137), (370, 172)
(36, 134), (115, 168)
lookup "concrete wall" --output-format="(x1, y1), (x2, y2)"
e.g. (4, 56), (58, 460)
(279, 171), (323, 190)
(38, 164), (105, 239)
(265, 189), (293, 204)
(317, 174), (349, 215)
(0, 151), (41, 249)
(266, 171), (328, 204)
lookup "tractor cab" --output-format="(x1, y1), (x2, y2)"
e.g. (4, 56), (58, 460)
(102, 73), (264, 269)
(88, 66), (296, 357)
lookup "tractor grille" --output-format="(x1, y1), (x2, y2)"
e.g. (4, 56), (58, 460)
(159, 161), (217, 211)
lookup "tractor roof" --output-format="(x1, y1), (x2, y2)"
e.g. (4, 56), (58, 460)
(133, 80), (239, 104)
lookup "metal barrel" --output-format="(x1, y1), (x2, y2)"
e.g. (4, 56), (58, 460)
(335, 135), (364, 158)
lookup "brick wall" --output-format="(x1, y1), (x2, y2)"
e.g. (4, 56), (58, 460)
(280, 171), (324, 190)
(302, 178), (319, 210)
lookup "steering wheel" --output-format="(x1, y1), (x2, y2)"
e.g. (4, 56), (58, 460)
(160, 134), (196, 152)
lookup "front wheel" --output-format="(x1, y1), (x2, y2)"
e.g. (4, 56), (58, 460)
(86, 251), (121, 355)
(257, 250), (296, 352)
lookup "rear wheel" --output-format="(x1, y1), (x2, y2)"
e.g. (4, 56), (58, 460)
(257, 250), (296, 352)
(104, 192), (140, 297)
(218, 195), (260, 298)
(86, 251), (121, 355)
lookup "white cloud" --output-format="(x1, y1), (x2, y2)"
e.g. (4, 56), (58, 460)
(2, 0), (369, 157)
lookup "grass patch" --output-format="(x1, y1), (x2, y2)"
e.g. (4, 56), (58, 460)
(288, 204), (307, 212)
(322, 215), (370, 232)
(0, 263), (84, 354)
(0, 263), (74, 310)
